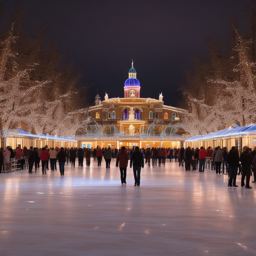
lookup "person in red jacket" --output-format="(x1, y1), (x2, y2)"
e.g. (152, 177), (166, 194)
(206, 147), (213, 169)
(116, 146), (129, 184)
(162, 148), (167, 166)
(39, 148), (50, 175)
(206, 147), (213, 157)
(96, 146), (103, 167)
(199, 146), (206, 172)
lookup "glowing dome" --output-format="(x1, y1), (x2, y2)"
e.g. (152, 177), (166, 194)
(124, 78), (140, 87)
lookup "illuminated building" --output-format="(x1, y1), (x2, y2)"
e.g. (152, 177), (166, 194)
(76, 61), (186, 149)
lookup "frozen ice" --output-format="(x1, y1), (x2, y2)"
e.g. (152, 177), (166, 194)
(0, 160), (256, 255)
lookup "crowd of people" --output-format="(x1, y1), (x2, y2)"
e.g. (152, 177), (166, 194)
(182, 145), (256, 189)
(0, 145), (255, 188)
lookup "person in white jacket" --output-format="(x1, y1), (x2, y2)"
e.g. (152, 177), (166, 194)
(49, 148), (57, 171)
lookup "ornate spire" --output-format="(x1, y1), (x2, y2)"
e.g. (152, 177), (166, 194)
(128, 60), (136, 78)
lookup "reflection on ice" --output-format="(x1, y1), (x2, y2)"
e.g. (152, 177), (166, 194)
(119, 223), (125, 231)
(0, 159), (256, 255)
(237, 243), (247, 250)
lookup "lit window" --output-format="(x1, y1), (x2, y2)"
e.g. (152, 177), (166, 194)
(112, 111), (116, 119)
(149, 111), (153, 119)
(108, 112), (111, 119)
(172, 113), (176, 121)
(134, 109), (140, 120)
(96, 112), (100, 119)
(164, 113), (168, 119)
(123, 109), (128, 120)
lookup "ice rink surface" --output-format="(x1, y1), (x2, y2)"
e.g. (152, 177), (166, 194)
(1, 159), (256, 256)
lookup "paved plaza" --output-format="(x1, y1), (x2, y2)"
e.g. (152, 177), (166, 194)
(1, 159), (256, 256)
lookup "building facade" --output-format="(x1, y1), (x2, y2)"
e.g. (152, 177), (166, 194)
(76, 62), (186, 149)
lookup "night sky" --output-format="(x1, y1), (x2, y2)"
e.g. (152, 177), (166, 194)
(2, 0), (249, 106)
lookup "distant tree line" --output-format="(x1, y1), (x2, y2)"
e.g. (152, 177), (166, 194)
(0, 2), (88, 137)
(178, 0), (256, 136)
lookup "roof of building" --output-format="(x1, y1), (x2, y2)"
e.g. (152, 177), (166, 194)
(185, 123), (256, 142)
(124, 78), (140, 87)
(2, 129), (77, 142)
(129, 67), (136, 73)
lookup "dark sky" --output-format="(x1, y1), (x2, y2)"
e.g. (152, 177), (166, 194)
(2, 0), (249, 106)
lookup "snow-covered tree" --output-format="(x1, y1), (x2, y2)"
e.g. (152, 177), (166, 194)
(179, 6), (256, 136)
(0, 5), (88, 137)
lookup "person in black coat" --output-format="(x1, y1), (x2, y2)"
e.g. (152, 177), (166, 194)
(227, 147), (239, 187)
(152, 147), (158, 167)
(185, 147), (193, 171)
(240, 146), (252, 189)
(145, 148), (151, 166)
(130, 147), (144, 186)
(69, 148), (76, 167)
(78, 148), (84, 167)
(27, 147), (35, 174)
(179, 147), (185, 167)
(57, 147), (66, 176)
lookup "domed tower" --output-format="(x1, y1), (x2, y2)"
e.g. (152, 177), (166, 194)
(124, 60), (140, 98)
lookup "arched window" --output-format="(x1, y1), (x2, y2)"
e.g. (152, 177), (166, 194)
(108, 112), (111, 119)
(112, 111), (116, 119)
(172, 113), (176, 121)
(149, 111), (153, 119)
(96, 112), (100, 119)
(164, 112), (168, 119)
(123, 108), (128, 120)
(134, 109), (140, 120)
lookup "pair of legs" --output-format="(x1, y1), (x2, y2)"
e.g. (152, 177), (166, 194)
(241, 168), (251, 188)
(158, 156), (161, 166)
(228, 166), (237, 186)
(192, 159), (197, 170)
(162, 157), (166, 166)
(222, 161), (227, 174)
(42, 160), (48, 174)
(86, 157), (90, 166)
(59, 162), (65, 176)
(178, 158), (183, 167)
(105, 159), (111, 168)
(97, 156), (102, 166)
(215, 162), (221, 174)
(199, 159), (205, 172)
(153, 157), (157, 167)
(145, 158), (150, 166)
(70, 158), (75, 167)
(133, 166), (141, 186)
(50, 159), (56, 171)
(18, 159), (24, 170)
(120, 167), (127, 184)
(185, 159), (191, 170)
(35, 160), (39, 172)
(78, 157), (83, 167)
(28, 161), (34, 173)
(253, 168), (256, 182)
